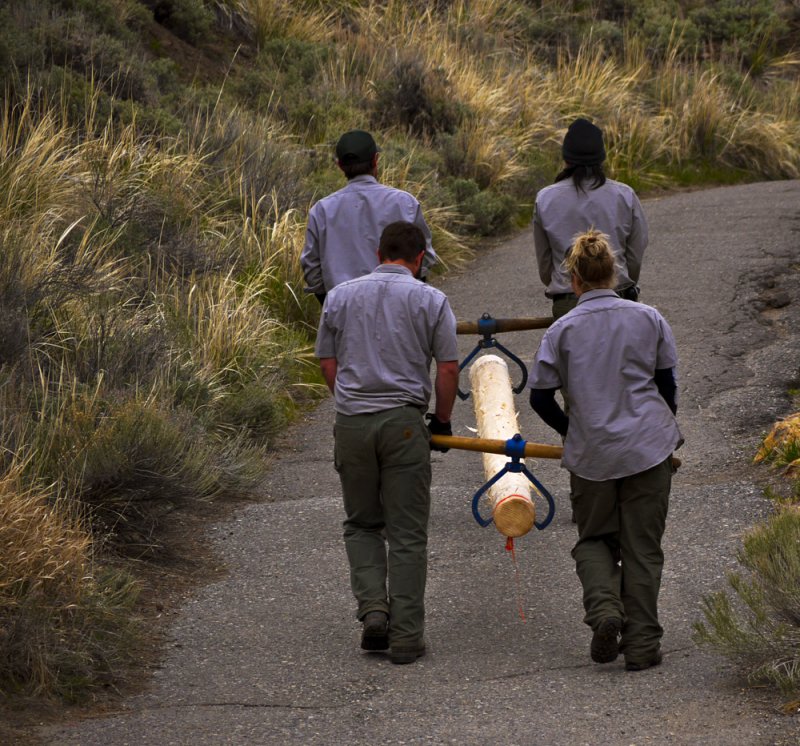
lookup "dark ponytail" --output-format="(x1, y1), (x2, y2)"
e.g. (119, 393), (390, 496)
(554, 163), (607, 193)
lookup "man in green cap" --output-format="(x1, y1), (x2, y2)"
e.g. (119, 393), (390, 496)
(301, 129), (438, 305)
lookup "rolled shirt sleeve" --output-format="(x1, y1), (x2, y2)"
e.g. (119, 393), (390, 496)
(624, 192), (649, 284)
(301, 209), (324, 295)
(533, 205), (553, 288)
(528, 332), (562, 390)
(413, 203), (439, 279)
(432, 298), (458, 362)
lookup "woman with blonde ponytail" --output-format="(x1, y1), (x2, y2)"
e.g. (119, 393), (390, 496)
(563, 229), (617, 293)
(527, 229), (683, 673)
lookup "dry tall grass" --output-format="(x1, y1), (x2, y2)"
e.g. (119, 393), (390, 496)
(0, 458), (141, 699)
(0, 88), (319, 697)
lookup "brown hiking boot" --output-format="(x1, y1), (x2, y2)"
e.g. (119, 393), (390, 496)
(390, 641), (426, 665)
(590, 618), (622, 663)
(625, 648), (663, 671)
(360, 611), (389, 651)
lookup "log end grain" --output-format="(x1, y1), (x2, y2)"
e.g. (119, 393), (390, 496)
(493, 494), (536, 538)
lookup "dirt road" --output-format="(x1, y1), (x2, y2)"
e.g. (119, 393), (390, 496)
(43, 181), (800, 745)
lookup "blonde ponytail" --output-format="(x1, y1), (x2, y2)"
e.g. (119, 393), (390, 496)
(563, 229), (616, 291)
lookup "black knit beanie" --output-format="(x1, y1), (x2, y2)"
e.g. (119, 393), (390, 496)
(562, 118), (606, 165)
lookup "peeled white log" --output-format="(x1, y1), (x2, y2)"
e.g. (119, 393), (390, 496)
(469, 355), (536, 538)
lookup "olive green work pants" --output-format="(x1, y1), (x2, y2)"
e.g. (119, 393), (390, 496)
(334, 406), (431, 647)
(570, 457), (672, 663)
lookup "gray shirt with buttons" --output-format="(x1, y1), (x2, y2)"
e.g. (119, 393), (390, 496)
(301, 175), (438, 295)
(528, 290), (682, 481)
(533, 178), (649, 297)
(315, 265), (458, 416)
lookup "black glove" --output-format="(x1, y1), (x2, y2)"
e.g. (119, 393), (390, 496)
(426, 413), (452, 452)
(617, 285), (639, 302)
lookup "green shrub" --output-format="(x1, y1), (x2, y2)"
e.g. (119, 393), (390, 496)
(259, 36), (328, 83)
(694, 509), (800, 699)
(372, 55), (465, 137)
(28, 394), (219, 557)
(54, 0), (138, 39)
(586, 20), (625, 55)
(462, 187), (516, 236)
(690, 0), (783, 47)
(447, 177), (480, 204)
(629, 1), (701, 58)
(144, 0), (213, 44)
(211, 379), (289, 446)
(233, 38), (335, 131)
(436, 131), (492, 188)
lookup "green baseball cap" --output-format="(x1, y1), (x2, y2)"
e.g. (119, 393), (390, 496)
(335, 130), (380, 163)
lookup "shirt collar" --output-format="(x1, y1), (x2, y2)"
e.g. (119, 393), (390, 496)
(374, 264), (413, 276)
(347, 175), (378, 186)
(576, 288), (618, 304)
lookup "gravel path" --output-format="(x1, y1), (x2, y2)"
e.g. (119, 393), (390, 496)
(42, 181), (800, 745)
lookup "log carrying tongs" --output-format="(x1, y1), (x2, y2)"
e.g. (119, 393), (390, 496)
(456, 313), (552, 400)
(430, 433), (558, 531)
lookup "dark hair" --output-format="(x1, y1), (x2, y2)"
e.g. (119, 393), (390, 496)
(340, 159), (375, 179)
(378, 221), (426, 263)
(555, 163), (607, 193)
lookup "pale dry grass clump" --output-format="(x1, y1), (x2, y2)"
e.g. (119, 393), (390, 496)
(644, 40), (800, 178)
(168, 271), (288, 394)
(755, 413), (800, 478)
(0, 461), (140, 699)
(215, 0), (341, 46)
(722, 114), (800, 179)
(236, 192), (320, 326)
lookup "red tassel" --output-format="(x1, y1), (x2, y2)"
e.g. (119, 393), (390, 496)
(505, 536), (526, 622)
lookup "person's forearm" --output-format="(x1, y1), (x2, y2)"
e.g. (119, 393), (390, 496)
(319, 358), (337, 394)
(530, 388), (568, 437)
(433, 360), (459, 422)
(533, 218), (553, 286)
(415, 205), (438, 274)
(300, 226), (324, 293)
(626, 202), (648, 283)
(654, 367), (677, 414)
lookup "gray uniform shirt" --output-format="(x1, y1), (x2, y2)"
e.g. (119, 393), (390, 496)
(315, 265), (458, 416)
(528, 290), (683, 481)
(533, 178), (649, 297)
(301, 175), (438, 295)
